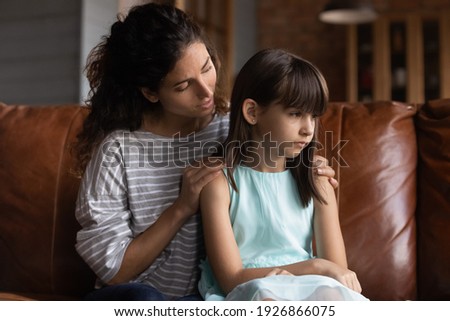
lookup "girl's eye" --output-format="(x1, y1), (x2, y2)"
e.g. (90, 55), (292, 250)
(290, 112), (302, 117)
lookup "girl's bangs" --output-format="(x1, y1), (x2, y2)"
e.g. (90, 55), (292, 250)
(277, 64), (328, 116)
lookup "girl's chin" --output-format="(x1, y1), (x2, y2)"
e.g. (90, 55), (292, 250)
(283, 149), (302, 159)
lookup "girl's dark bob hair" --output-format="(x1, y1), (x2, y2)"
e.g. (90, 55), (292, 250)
(223, 48), (329, 206)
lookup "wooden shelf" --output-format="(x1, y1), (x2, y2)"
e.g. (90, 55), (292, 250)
(347, 10), (450, 103)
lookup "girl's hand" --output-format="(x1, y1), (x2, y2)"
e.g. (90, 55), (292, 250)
(318, 259), (362, 293)
(330, 267), (362, 293)
(265, 268), (293, 277)
(313, 155), (339, 189)
(174, 160), (224, 218)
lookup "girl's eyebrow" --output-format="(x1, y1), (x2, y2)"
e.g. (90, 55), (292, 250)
(172, 57), (211, 88)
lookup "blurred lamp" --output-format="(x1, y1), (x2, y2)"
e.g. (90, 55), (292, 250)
(319, 0), (378, 24)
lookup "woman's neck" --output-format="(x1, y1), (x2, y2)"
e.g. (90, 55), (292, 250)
(142, 111), (213, 137)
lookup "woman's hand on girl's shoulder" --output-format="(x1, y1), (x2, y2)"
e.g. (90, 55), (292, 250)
(174, 159), (224, 219)
(312, 155), (338, 189)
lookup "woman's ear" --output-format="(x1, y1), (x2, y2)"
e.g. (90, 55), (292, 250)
(140, 88), (159, 103)
(242, 98), (258, 125)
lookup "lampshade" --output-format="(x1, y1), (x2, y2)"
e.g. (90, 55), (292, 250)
(319, 0), (378, 24)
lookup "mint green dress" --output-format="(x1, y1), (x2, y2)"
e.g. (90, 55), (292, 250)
(198, 166), (368, 301)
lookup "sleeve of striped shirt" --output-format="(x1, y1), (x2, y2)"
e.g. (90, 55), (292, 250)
(75, 135), (133, 284)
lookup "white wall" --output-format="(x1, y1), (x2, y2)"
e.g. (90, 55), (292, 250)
(0, 0), (256, 105)
(80, 0), (118, 103)
(233, 0), (257, 75)
(0, 0), (118, 105)
(0, 0), (82, 105)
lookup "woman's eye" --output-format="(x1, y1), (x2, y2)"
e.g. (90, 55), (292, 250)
(202, 65), (213, 73)
(175, 82), (189, 92)
(290, 112), (301, 117)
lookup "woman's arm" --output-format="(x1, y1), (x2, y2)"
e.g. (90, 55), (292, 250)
(109, 200), (193, 284)
(76, 136), (223, 285)
(110, 164), (223, 284)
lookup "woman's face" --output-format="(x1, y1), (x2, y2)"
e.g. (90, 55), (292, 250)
(155, 41), (217, 119)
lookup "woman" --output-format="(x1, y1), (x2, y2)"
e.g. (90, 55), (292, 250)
(74, 3), (337, 300)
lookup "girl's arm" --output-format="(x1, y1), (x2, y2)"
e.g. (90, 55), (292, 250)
(312, 176), (362, 292)
(313, 176), (347, 267)
(201, 173), (282, 293)
(201, 172), (336, 294)
(201, 172), (361, 295)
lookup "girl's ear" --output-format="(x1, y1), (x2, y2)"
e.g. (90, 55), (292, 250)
(140, 88), (159, 103)
(242, 98), (258, 125)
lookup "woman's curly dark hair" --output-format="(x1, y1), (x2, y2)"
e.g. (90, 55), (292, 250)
(73, 3), (228, 176)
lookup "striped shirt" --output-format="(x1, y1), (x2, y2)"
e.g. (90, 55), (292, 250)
(75, 114), (229, 299)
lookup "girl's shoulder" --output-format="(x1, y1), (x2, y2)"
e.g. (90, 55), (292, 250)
(203, 165), (229, 195)
(201, 170), (230, 211)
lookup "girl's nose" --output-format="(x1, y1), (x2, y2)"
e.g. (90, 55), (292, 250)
(300, 117), (314, 136)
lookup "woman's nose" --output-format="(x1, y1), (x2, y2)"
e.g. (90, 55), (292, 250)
(197, 78), (213, 99)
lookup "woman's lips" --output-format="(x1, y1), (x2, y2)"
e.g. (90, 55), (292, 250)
(199, 99), (214, 110)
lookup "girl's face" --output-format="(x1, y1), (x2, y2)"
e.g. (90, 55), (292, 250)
(155, 41), (217, 119)
(253, 103), (316, 160)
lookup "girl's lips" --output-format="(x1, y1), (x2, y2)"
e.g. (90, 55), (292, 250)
(295, 141), (308, 148)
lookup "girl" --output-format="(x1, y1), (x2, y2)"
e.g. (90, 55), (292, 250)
(198, 49), (367, 301)
(74, 4), (337, 300)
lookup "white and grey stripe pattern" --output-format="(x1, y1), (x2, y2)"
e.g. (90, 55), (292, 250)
(75, 114), (229, 299)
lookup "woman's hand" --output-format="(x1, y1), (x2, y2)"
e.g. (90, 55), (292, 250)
(174, 160), (224, 218)
(313, 155), (339, 189)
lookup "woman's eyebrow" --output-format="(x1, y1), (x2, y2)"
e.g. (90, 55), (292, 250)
(200, 57), (211, 70)
(172, 57), (211, 87)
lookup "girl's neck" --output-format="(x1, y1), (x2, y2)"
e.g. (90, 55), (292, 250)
(142, 111), (213, 137)
(245, 144), (287, 173)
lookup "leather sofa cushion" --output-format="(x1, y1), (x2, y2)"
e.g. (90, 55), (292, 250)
(0, 103), (95, 299)
(319, 101), (417, 300)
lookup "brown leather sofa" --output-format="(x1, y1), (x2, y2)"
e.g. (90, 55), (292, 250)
(0, 100), (449, 300)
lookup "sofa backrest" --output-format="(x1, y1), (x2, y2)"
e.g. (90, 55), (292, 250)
(318, 101), (418, 300)
(415, 99), (450, 300)
(0, 103), (95, 299)
(1, 100), (449, 300)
